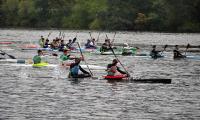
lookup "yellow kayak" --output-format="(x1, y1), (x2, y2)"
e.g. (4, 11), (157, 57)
(32, 62), (49, 67)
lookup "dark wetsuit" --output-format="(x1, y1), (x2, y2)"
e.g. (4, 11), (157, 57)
(85, 41), (96, 49)
(43, 42), (49, 48)
(150, 49), (161, 58)
(67, 38), (76, 49)
(100, 43), (111, 52)
(173, 49), (185, 58)
(59, 43), (66, 51)
(69, 63), (91, 78)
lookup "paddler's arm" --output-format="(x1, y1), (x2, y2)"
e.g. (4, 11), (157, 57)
(117, 67), (127, 74)
(79, 66), (90, 75)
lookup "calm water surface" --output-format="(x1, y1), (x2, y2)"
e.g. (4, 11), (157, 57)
(0, 29), (200, 120)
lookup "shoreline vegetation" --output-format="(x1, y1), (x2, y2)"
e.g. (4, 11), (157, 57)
(0, 0), (200, 33)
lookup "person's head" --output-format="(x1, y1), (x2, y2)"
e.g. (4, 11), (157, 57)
(46, 39), (49, 42)
(38, 50), (43, 56)
(41, 36), (43, 38)
(123, 43), (129, 47)
(112, 59), (118, 65)
(175, 45), (179, 49)
(69, 39), (72, 43)
(92, 38), (95, 41)
(152, 45), (156, 49)
(63, 49), (69, 55)
(61, 40), (64, 43)
(75, 58), (81, 64)
(87, 39), (91, 42)
(105, 39), (109, 43)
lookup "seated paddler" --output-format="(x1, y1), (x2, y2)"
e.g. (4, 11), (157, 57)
(68, 58), (91, 78)
(33, 50), (45, 64)
(106, 59), (129, 76)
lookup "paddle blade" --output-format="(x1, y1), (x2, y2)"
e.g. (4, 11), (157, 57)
(8, 55), (16, 59)
(52, 53), (58, 56)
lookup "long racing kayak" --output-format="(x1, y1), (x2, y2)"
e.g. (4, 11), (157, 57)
(103, 75), (172, 84)
(0, 42), (14, 44)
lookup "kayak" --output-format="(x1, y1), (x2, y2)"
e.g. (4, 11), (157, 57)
(95, 51), (122, 55)
(103, 75), (171, 84)
(174, 55), (200, 60)
(0, 59), (26, 64)
(1, 63), (105, 70)
(21, 44), (38, 48)
(104, 74), (127, 80)
(0, 42), (14, 44)
(32, 62), (49, 67)
(21, 47), (58, 51)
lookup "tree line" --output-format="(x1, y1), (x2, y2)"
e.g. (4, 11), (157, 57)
(0, 0), (200, 32)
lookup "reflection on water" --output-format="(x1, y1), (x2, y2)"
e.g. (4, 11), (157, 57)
(0, 30), (200, 119)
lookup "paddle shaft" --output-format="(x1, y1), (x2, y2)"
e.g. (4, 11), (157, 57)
(111, 32), (116, 43)
(160, 45), (168, 55)
(105, 34), (129, 75)
(184, 44), (190, 56)
(77, 42), (93, 76)
(0, 50), (16, 59)
(110, 46), (129, 75)
(89, 32), (93, 40)
(96, 32), (101, 42)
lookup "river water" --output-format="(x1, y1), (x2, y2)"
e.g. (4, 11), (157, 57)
(0, 29), (200, 120)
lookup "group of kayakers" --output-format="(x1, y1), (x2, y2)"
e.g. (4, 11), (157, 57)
(34, 35), (189, 78)
(39, 35), (100, 51)
(33, 49), (129, 78)
(150, 45), (186, 59)
(39, 36), (78, 51)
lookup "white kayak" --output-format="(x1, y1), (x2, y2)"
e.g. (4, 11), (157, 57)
(1, 63), (106, 70)
(0, 59), (26, 63)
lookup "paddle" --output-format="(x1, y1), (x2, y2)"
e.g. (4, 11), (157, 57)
(105, 35), (130, 77)
(160, 45), (168, 55)
(111, 32), (116, 43)
(96, 32), (101, 42)
(47, 31), (52, 38)
(184, 44), (190, 56)
(89, 32), (93, 40)
(77, 42), (93, 76)
(0, 50), (16, 59)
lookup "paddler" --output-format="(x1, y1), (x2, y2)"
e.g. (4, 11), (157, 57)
(60, 49), (76, 61)
(39, 36), (45, 47)
(173, 45), (185, 58)
(85, 38), (96, 49)
(106, 59), (129, 76)
(33, 50), (44, 64)
(150, 45), (161, 58)
(122, 43), (134, 56)
(100, 39), (111, 52)
(68, 58), (91, 78)
(59, 40), (66, 51)
(43, 39), (50, 48)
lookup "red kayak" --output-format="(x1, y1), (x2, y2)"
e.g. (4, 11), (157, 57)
(103, 74), (127, 80)
(0, 42), (14, 44)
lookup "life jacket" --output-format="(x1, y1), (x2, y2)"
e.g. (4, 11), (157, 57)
(107, 66), (117, 76)
(33, 55), (41, 64)
(60, 54), (69, 61)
